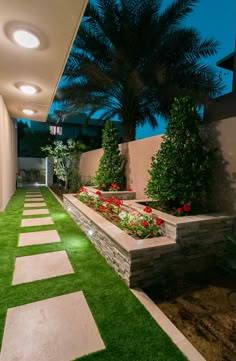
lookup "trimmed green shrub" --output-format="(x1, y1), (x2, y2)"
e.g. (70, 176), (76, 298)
(95, 121), (126, 190)
(145, 96), (214, 208)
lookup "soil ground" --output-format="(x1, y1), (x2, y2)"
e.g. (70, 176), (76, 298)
(145, 271), (236, 361)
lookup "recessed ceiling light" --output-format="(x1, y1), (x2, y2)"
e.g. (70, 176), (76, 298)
(19, 85), (37, 95)
(22, 109), (35, 115)
(13, 30), (40, 48)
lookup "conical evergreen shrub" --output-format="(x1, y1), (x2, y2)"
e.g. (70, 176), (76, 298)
(95, 121), (126, 190)
(145, 96), (213, 208)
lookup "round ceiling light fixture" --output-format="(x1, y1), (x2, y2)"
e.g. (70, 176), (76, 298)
(5, 22), (48, 50)
(19, 85), (37, 94)
(16, 83), (41, 95)
(22, 109), (36, 115)
(13, 29), (40, 48)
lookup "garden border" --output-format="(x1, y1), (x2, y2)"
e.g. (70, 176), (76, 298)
(85, 186), (136, 200)
(131, 288), (206, 361)
(63, 194), (235, 287)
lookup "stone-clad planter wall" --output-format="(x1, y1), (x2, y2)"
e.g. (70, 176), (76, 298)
(64, 194), (235, 288)
(126, 200), (235, 246)
(85, 186), (136, 200)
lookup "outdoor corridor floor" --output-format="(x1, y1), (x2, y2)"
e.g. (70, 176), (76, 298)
(0, 187), (186, 361)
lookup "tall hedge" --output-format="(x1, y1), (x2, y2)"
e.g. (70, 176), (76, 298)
(145, 96), (213, 208)
(95, 121), (126, 190)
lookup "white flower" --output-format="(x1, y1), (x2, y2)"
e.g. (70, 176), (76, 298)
(118, 211), (127, 220)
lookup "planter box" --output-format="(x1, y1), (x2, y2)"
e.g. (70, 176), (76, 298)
(85, 186), (136, 200)
(64, 194), (235, 288)
(126, 199), (235, 247)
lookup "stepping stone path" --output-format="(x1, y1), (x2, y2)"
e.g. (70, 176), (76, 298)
(25, 191), (42, 197)
(18, 229), (61, 247)
(24, 197), (44, 202)
(24, 202), (47, 208)
(25, 194), (42, 197)
(0, 189), (105, 360)
(21, 216), (54, 227)
(0, 292), (105, 361)
(12, 251), (74, 285)
(23, 209), (49, 216)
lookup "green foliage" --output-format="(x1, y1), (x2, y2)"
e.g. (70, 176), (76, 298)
(42, 139), (81, 191)
(145, 96), (214, 208)
(56, 0), (223, 142)
(83, 175), (96, 186)
(0, 188), (186, 361)
(95, 121), (126, 190)
(18, 129), (54, 157)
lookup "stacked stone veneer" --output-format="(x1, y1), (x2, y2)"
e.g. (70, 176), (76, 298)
(126, 200), (235, 246)
(64, 194), (235, 288)
(85, 186), (136, 200)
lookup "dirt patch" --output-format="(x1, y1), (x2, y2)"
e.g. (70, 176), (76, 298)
(145, 272), (236, 361)
(50, 186), (71, 201)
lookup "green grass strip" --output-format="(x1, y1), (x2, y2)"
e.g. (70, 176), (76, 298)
(0, 188), (186, 361)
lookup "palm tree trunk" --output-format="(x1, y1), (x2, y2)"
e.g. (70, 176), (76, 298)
(121, 119), (136, 143)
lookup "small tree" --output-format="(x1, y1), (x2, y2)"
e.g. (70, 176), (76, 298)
(145, 96), (213, 208)
(42, 139), (81, 191)
(95, 121), (126, 190)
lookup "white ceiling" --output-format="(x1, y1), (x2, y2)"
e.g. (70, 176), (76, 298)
(0, 0), (88, 122)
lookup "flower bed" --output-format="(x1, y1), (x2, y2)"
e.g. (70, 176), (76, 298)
(125, 199), (235, 246)
(64, 193), (235, 288)
(84, 186), (136, 200)
(76, 187), (163, 239)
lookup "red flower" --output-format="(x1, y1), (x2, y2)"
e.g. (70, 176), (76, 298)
(139, 221), (149, 228)
(79, 186), (87, 193)
(96, 190), (102, 196)
(126, 186), (132, 191)
(99, 197), (105, 202)
(177, 208), (183, 213)
(143, 206), (152, 214)
(109, 183), (120, 190)
(183, 204), (191, 212)
(106, 198), (113, 204)
(99, 206), (106, 212)
(155, 218), (164, 226)
(114, 199), (122, 207)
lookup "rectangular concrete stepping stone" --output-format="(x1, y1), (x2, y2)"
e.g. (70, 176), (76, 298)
(24, 202), (46, 208)
(25, 192), (41, 195)
(24, 198), (44, 202)
(18, 230), (61, 247)
(23, 209), (49, 216)
(0, 291), (105, 361)
(12, 251), (74, 285)
(21, 217), (54, 227)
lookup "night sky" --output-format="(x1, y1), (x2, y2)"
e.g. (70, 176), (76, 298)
(136, 0), (235, 139)
(50, 0), (235, 140)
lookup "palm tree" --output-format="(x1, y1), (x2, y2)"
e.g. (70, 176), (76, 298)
(56, 0), (223, 142)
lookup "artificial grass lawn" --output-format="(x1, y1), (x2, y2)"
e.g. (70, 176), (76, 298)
(0, 188), (186, 361)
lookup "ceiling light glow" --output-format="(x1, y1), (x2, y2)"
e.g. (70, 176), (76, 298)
(22, 109), (35, 115)
(13, 30), (40, 48)
(19, 85), (37, 94)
